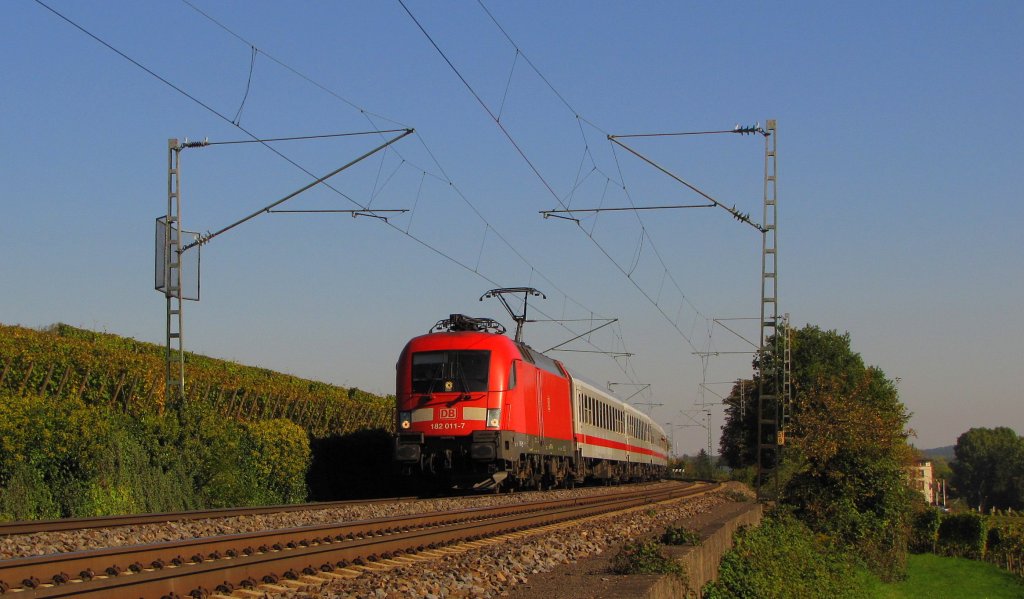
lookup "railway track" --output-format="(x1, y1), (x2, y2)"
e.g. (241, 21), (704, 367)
(0, 496), (417, 536)
(0, 481), (716, 598)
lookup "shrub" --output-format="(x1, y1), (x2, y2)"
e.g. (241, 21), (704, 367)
(0, 462), (58, 520)
(783, 451), (913, 581)
(0, 390), (113, 518)
(722, 488), (754, 503)
(242, 419), (311, 504)
(910, 507), (941, 553)
(704, 512), (866, 599)
(610, 539), (685, 577)
(661, 525), (701, 546)
(85, 419), (201, 515)
(937, 513), (987, 559)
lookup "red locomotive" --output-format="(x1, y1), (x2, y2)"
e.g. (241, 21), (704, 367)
(394, 313), (669, 491)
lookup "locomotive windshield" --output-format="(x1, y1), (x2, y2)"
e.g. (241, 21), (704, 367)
(411, 350), (490, 393)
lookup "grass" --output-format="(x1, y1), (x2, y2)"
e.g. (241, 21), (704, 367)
(867, 554), (1024, 599)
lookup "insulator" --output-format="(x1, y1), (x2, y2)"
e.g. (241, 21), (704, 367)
(180, 137), (210, 149)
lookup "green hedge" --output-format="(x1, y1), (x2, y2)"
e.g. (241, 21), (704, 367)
(910, 508), (942, 553)
(937, 513), (988, 560)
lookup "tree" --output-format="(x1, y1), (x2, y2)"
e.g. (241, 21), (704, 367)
(930, 456), (953, 484)
(692, 449), (715, 480)
(783, 369), (915, 580)
(718, 324), (916, 581)
(719, 378), (757, 469)
(719, 326), (871, 469)
(950, 427), (1024, 511)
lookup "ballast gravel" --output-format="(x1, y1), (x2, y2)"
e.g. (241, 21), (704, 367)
(1, 482), (679, 560)
(303, 491), (729, 599)
(0, 482), (735, 599)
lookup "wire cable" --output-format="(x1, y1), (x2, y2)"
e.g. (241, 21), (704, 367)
(35, 0), (647, 389)
(232, 45), (257, 125)
(404, 0), (710, 353)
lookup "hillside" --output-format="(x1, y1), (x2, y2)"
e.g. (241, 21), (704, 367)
(0, 322), (397, 519)
(920, 445), (956, 461)
(0, 322), (393, 438)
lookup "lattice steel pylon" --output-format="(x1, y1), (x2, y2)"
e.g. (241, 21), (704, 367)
(756, 119), (780, 497)
(782, 313), (792, 436)
(164, 139), (185, 409)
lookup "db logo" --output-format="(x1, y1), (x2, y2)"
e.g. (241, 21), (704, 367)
(438, 408), (457, 420)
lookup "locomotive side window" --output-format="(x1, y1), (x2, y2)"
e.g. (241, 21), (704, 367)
(411, 350), (491, 393)
(509, 360), (517, 389)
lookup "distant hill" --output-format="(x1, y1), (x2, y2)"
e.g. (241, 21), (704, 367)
(920, 445), (956, 461)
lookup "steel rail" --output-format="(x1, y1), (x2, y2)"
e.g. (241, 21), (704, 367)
(0, 485), (682, 589)
(0, 497), (418, 537)
(3, 482), (714, 598)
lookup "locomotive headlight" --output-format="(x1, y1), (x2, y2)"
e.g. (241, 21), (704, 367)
(399, 411), (412, 429)
(486, 408), (501, 428)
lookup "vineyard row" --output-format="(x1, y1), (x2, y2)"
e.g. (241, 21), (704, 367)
(0, 356), (395, 437)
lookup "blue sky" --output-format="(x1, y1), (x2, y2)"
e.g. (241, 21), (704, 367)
(2, 1), (1021, 454)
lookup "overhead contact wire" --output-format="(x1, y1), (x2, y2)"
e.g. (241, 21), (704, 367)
(37, 0), (640, 384)
(480, 2), (712, 331)
(410, 0), (706, 352)
(181, 0), (622, 361)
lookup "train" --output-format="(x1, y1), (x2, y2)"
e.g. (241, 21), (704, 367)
(393, 314), (669, 491)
